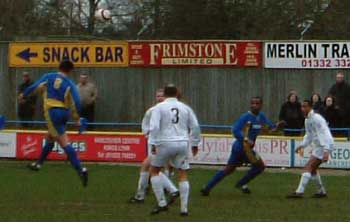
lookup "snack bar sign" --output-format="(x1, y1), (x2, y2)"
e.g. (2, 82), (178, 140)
(9, 42), (128, 67)
(129, 41), (262, 67)
(265, 42), (350, 69)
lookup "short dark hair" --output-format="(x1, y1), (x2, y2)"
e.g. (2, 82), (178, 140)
(164, 84), (178, 97)
(251, 96), (263, 103)
(302, 99), (312, 107)
(59, 60), (74, 73)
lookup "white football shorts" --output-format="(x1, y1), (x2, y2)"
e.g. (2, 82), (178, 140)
(151, 141), (190, 170)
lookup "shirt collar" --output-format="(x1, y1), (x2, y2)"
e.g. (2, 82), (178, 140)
(165, 97), (178, 102)
(306, 110), (314, 119)
(248, 111), (259, 117)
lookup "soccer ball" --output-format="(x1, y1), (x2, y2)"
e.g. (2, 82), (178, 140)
(95, 9), (112, 21)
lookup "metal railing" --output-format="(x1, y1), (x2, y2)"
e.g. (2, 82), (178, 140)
(3, 120), (350, 139)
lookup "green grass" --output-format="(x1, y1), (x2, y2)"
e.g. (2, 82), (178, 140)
(0, 161), (349, 222)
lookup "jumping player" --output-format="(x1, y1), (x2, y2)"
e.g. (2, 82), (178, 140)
(19, 60), (88, 187)
(287, 100), (334, 198)
(201, 97), (282, 196)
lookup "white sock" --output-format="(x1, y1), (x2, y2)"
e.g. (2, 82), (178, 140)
(159, 172), (178, 193)
(179, 181), (190, 213)
(296, 172), (311, 194)
(312, 173), (326, 194)
(135, 171), (149, 199)
(151, 175), (167, 207)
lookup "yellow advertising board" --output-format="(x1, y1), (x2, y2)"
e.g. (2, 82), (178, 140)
(9, 42), (128, 67)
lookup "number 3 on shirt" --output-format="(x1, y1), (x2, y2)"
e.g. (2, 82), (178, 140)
(171, 108), (179, 124)
(54, 78), (63, 89)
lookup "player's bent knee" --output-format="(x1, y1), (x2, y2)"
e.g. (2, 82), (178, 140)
(254, 160), (265, 171)
(260, 163), (266, 171)
(141, 157), (151, 171)
(223, 165), (236, 174)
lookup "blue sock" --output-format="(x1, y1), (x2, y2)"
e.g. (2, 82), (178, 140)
(37, 142), (54, 165)
(205, 170), (226, 191)
(64, 144), (82, 173)
(236, 165), (264, 187)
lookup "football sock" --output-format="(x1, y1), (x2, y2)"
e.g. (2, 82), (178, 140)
(313, 173), (326, 193)
(159, 172), (178, 193)
(151, 175), (167, 207)
(205, 170), (226, 191)
(296, 172), (312, 194)
(37, 142), (54, 165)
(135, 171), (150, 199)
(179, 181), (190, 213)
(64, 144), (83, 173)
(236, 165), (264, 187)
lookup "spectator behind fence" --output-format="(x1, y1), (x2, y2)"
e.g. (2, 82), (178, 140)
(279, 92), (304, 136)
(323, 96), (342, 136)
(310, 93), (324, 115)
(17, 72), (37, 127)
(77, 73), (97, 129)
(328, 72), (350, 127)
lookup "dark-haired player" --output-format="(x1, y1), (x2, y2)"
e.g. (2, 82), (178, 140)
(19, 60), (88, 187)
(201, 97), (282, 196)
(287, 100), (334, 198)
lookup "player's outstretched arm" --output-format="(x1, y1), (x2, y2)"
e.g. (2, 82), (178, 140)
(21, 74), (48, 98)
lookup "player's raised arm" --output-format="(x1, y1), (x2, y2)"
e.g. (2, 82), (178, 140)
(66, 81), (81, 121)
(261, 113), (276, 130)
(21, 74), (49, 98)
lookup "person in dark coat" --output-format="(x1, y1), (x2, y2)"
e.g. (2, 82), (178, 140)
(323, 96), (342, 136)
(17, 72), (37, 127)
(328, 72), (350, 127)
(310, 93), (324, 115)
(279, 93), (304, 136)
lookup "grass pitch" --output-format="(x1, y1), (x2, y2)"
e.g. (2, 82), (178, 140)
(0, 161), (349, 222)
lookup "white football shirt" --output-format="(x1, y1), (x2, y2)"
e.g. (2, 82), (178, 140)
(148, 97), (201, 146)
(301, 110), (334, 150)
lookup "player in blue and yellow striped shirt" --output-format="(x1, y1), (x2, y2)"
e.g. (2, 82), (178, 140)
(19, 60), (88, 187)
(201, 97), (282, 196)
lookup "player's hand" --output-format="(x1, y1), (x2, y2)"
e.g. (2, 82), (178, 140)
(18, 94), (25, 104)
(322, 150), (330, 162)
(244, 138), (255, 148)
(270, 121), (286, 132)
(192, 146), (198, 157)
(295, 146), (304, 157)
(151, 145), (157, 155)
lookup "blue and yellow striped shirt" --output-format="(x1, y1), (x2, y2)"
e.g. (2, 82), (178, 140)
(22, 72), (81, 120)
